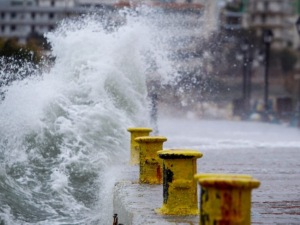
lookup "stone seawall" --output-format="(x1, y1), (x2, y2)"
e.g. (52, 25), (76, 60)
(115, 118), (300, 225)
(113, 166), (199, 225)
(112, 147), (300, 225)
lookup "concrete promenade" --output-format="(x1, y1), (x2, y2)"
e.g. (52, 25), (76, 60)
(114, 119), (300, 224)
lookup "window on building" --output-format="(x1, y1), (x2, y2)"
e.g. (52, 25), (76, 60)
(31, 25), (35, 33)
(256, 29), (262, 37)
(261, 14), (266, 23)
(49, 25), (54, 31)
(1, 12), (5, 19)
(11, 25), (16, 31)
(264, 1), (269, 10)
(81, 4), (91, 7)
(186, 0), (192, 3)
(1, 25), (5, 32)
(49, 13), (54, 19)
(11, 1), (22, 6)
(11, 12), (16, 19)
(158, 0), (175, 3)
(31, 12), (35, 19)
(51, 0), (55, 6)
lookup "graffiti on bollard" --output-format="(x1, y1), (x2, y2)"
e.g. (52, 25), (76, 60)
(195, 174), (260, 225)
(135, 136), (167, 184)
(155, 149), (203, 215)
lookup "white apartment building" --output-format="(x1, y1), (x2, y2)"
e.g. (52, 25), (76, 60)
(247, 0), (295, 49)
(0, 0), (220, 44)
(0, 0), (100, 43)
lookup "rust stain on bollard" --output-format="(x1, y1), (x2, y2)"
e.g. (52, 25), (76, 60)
(195, 174), (260, 225)
(127, 127), (152, 165)
(135, 136), (167, 184)
(155, 149), (203, 215)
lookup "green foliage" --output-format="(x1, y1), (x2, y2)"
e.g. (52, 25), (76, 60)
(293, 0), (300, 15)
(0, 38), (44, 90)
(225, 1), (244, 12)
(269, 49), (282, 71)
(27, 31), (52, 50)
(279, 48), (298, 73)
(0, 38), (42, 65)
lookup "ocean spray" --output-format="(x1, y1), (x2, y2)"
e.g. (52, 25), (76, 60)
(0, 5), (204, 224)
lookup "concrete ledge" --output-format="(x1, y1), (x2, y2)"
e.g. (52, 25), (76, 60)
(112, 142), (300, 224)
(113, 165), (199, 225)
(113, 167), (198, 225)
(112, 119), (300, 224)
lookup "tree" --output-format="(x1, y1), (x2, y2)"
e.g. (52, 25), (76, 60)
(0, 38), (43, 88)
(280, 48), (298, 73)
(0, 38), (42, 65)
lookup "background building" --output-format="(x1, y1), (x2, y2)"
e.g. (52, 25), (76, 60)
(0, 0), (223, 43)
(247, 0), (295, 49)
(220, 0), (246, 31)
(0, 0), (86, 43)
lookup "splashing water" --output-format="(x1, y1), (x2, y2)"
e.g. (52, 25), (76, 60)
(0, 6), (204, 224)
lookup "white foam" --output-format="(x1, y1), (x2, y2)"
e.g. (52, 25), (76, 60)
(0, 8), (181, 224)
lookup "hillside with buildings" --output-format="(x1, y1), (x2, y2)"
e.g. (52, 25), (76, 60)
(1, 0), (300, 121)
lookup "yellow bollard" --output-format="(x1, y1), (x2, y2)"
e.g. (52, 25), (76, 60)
(194, 173), (253, 184)
(195, 174), (260, 225)
(127, 127), (152, 165)
(135, 136), (167, 184)
(155, 149), (203, 215)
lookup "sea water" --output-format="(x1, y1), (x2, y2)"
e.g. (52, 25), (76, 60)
(0, 6), (199, 224)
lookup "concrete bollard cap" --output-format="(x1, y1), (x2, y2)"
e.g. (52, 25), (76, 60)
(198, 177), (260, 189)
(194, 173), (253, 181)
(127, 127), (153, 132)
(157, 149), (203, 159)
(135, 136), (167, 143)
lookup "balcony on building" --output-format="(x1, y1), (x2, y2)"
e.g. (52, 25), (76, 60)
(222, 11), (243, 30)
(249, 0), (293, 15)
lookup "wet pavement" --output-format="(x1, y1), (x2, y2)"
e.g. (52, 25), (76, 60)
(160, 118), (300, 224)
(114, 119), (300, 224)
